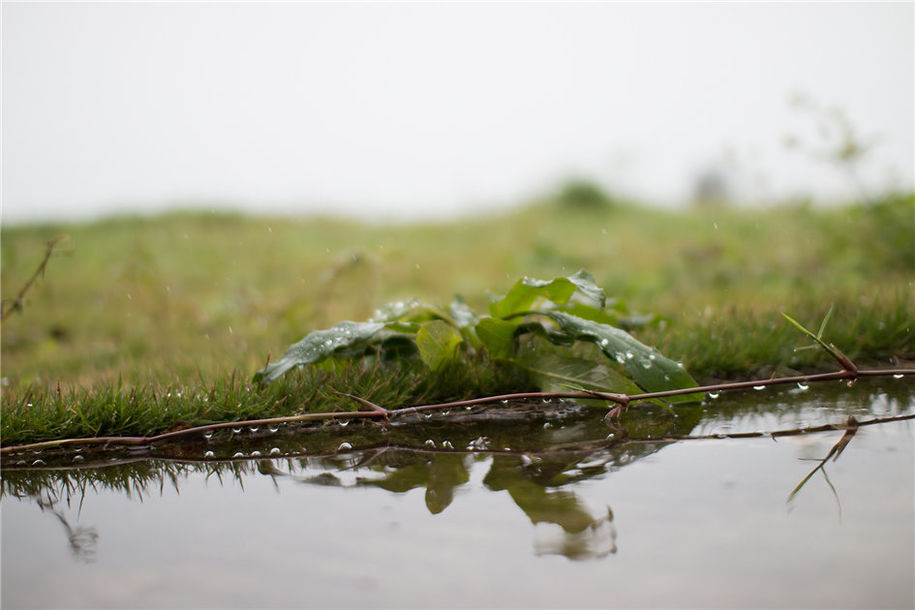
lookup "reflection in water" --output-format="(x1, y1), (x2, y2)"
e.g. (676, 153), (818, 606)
(34, 492), (99, 563)
(2, 379), (912, 568)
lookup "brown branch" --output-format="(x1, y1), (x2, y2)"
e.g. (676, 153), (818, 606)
(2, 367), (913, 457)
(1, 236), (67, 321)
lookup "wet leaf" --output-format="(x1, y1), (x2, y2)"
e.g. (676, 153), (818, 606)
(416, 320), (464, 371)
(490, 270), (605, 319)
(541, 311), (699, 401)
(254, 321), (385, 383)
(475, 317), (519, 359)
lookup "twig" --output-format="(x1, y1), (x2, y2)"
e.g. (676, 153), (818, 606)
(2, 366), (913, 458)
(1, 236), (67, 321)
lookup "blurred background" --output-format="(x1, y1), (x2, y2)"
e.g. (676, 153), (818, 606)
(2, 2), (912, 223)
(1, 2), (912, 387)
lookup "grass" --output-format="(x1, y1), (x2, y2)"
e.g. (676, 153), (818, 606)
(2, 192), (913, 444)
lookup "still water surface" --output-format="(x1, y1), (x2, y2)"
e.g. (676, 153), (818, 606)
(3, 379), (913, 608)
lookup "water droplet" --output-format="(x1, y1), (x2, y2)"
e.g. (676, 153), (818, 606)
(541, 398), (551, 404)
(846, 380), (856, 388)
(339, 420), (350, 427)
(337, 442), (352, 452)
(269, 426), (279, 433)
(614, 352), (626, 364)
(204, 450), (215, 458)
(32, 459), (46, 466)
(753, 385), (766, 391)
(270, 447), (281, 455)
(465, 406), (473, 411)
(640, 357), (653, 369)
(204, 431), (214, 439)
(442, 409), (451, 415)
(707, 391), (720, 399)
(500, 399), (509, 405)
(441, 440), (454, 449)
(231, 428), (242, 434)
(73, 454), (84, 462)
(543, 422), (552, 429)
(250, 450), (262, 457)
(26, 402), (33, 408)
(796, 382), (809, 391)
(625, 351), (634, 360)
(423, 412), (432, 420)
(232, 452), (245, 458)
(599, 338), (610, 347)
(424, 439), (436, 448)
(893, 373), (904, 379)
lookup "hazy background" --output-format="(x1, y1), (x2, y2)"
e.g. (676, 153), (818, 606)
(2, 2), (912, 224)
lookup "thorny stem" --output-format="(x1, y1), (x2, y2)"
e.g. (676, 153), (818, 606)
(2, 367), (912, 457)
(4, 412), (912, 472)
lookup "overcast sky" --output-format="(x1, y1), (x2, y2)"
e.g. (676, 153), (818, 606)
(2, 2), (912, 223)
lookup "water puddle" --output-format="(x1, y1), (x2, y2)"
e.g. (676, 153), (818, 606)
(2, 378), (913, 608)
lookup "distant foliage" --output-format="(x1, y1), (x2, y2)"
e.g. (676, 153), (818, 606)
(556, 179), (614, 210)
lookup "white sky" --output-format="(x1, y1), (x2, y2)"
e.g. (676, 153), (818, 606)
(1, 2), (912, 223)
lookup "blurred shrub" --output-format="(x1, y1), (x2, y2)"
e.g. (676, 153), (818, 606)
(556, 179), (614, 210)
(859, 192), (914, 271)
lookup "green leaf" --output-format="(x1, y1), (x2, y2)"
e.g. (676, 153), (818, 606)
(541, 311), (700, 401)
(254, 321), (386, 383)
(448, 296), (479, 328)
(416, 320), (464, 371)
(489, 270), (605, 319)
(515, 348), (644, 398)
(475, 317), (519, 359)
